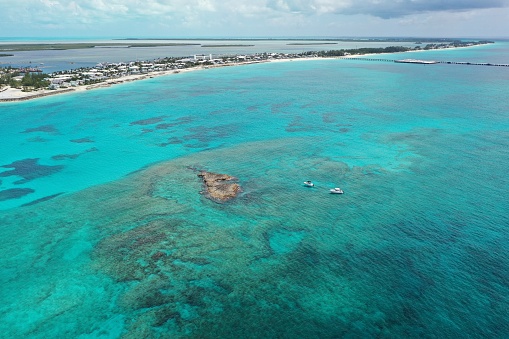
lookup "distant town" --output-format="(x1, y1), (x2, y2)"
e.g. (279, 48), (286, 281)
(0, 40), (494, 96)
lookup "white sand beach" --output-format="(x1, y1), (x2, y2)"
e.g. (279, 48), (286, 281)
(0, 58), (315, 102)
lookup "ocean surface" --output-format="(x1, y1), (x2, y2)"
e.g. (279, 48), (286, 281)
(0, 41), (508, 338)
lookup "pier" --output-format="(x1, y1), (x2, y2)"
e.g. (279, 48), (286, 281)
(342, 57), (509, 67)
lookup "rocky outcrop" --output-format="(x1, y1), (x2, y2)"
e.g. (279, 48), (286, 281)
(198, 171), (241, 202)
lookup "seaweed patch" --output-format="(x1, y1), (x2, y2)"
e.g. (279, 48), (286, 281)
(184, 124), (239, 143)
(130, 116), (167, 126)
(159, 137), (183, 147)
(0, 158), (64, 184)
(52, 154), (80, 160)
(156, 116), (195, 130)
(21, 125), (59, 134)
(27, 137), (50, 143)
(51, 147), (98, 161)
(0, 188), (35, 201)
(70, 138), (94, 143)
(21, 192), (64, 207)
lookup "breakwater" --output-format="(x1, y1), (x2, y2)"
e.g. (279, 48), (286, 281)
(343, 57), (509, 67)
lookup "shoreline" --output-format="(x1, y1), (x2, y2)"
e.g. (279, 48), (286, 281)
(0, 58), (313, 103)
(0, 44), (491, 103)
(0, 67), (203, 102)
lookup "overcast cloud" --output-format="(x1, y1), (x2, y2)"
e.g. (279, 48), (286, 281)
(0, 0), (507, 37)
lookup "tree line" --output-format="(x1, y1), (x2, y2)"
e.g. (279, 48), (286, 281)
(300, 46), (411, 57)
(0, 70), (50, 90)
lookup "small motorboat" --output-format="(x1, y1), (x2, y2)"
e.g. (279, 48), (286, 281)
(330, 188), (344, 194)
(303, 181), (314, 187)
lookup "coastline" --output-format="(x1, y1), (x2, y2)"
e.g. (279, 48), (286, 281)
(0, 58), (316, 103)
(0, 67), (202, 102)
(0, 44), (490, 103)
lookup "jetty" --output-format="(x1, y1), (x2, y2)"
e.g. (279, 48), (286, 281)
(394, 59), (438, 64)
(343, 57), (509, 67)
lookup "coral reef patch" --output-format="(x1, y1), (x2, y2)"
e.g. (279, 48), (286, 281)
(21, 192), (64, 207)
(130, 116), (167, 126)
(0, 188), (35, 201)
(70, 138), (94, 143)
(21, 125), (59, 134)
(0, 159), (64, 184)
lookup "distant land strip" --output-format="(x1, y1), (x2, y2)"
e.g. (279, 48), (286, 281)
(0, 43), (201, 52)
(113, 37), (481, 43)
(128, 43), (201, 48)
(287, 43), (338, 45)
(1, 38), (494, 52)
(0, 54), (14, 57)
(202, 44), (255, 48)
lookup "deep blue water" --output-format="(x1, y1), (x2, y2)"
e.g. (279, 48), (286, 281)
(0, 42), (508, 338)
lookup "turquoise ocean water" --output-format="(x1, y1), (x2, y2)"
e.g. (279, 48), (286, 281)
(1, 43), (508, 337)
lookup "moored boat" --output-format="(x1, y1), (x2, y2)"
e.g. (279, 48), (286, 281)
(330, 187), (344, 194)
(303, 181), (314, 187)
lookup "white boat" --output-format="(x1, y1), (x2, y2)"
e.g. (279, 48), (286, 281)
(330, 188), (344, 194)
(303, 181), (314, 187)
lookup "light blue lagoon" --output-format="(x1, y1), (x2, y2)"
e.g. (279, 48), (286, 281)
(0, 43), (508, 338)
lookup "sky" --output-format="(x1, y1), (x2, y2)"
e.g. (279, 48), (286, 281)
(1, 0), (508, 38)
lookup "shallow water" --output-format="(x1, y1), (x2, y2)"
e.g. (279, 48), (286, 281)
(0, 43), (508, 338)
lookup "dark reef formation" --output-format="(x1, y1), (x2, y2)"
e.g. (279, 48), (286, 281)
(197, 171), (241, 202)
(0, 158), (64, 184)
(21, 192), (64, 206)
(51, 147), (98, 160)
(130, 116), (167, 126)
(70, 137), (94, 143)
(21, 125), (59, 134)
(0, 188), (35, 201)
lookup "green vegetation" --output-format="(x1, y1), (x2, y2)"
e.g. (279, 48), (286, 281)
(20, 72), (50, 90)
(301, 46), (411, 57)
(0, 70), (49, 90)
(421, 40), (494, 50)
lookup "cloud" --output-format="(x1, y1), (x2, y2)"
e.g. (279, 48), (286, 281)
(0, 0), (216, 26)
(340, 0), (509, 18)
(0, 0), (508, 36)
(3, 0), (509, 25)
(264, 0), (509, 18)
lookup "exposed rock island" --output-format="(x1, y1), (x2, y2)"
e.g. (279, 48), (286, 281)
(198, 171), (241, 202)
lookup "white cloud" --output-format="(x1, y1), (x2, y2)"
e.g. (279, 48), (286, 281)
(40, 0), (59, 7)
(0, 0), (507, 37)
